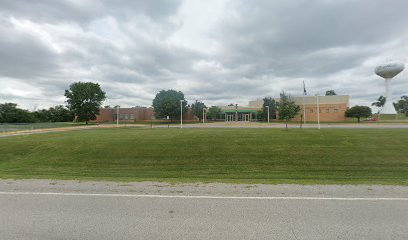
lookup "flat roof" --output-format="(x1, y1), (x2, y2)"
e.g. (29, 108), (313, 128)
(249, 95), (349, 108)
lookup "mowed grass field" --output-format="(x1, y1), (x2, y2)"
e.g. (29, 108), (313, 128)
(0, 128), (407, 185)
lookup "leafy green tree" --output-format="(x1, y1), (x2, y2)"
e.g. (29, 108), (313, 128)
(34, 105), (74, 122)
(207, 106), (222, 120)
(278, 92), (300, 129)
(152, 89), (187, 121)
(393, 96), (408, 116)
(33, 109), (50, 122)
(256, 110), (264, 120)
(325, 90), (337, 96)
(64, 82), (106, 124)
(372, 96), (386, 113)
(345, 106), (372, 123)
(191, 100), (206, 121)
(0, 103), (36, 123)
(50, 105), (75, 122)
(262, 97), (277, 121)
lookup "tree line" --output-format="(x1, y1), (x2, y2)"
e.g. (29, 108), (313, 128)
(0, 103), (74, 123)
(0, 82), (105, 124)
(372, 95), (408, 116)
(3, 81), (406, 124)
(152, 89), (301, 128)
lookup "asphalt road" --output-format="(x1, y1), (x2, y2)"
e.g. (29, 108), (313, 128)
(0, 191), (407, 240)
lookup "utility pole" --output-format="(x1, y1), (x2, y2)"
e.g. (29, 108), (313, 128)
(266, 106), (270, 123)
(180, 100), (183, 129)
(202, 108), (205, 124)
(116, 105), (119, 128)
(316, 94), (320, 130)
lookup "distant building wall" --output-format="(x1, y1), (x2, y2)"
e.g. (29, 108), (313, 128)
(95, 108), (115, 122)
(293, 103), (349, 122)
(249, 95), (349, 122)
(94, 107), (154, 123)
(94, 107), (195, 123)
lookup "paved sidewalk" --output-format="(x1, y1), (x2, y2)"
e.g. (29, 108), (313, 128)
(155, 122), (408, 129)
(0, 124), (144, 137)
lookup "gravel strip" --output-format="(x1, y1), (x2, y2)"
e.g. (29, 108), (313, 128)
(1, 179), (408, 198)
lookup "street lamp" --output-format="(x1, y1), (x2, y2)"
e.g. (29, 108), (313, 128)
(315, 94), (320, 130)
(116, 105), (120, 128)
(180, 100), (183, 129)
(266, 106), (270, 124)
(202, 108), (206, 124)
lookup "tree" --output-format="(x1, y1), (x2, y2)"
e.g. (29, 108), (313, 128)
(49, 105), (75, 122)
(207, 106), (222, 120)
(0, 103), (36, 123)
(262, 97), (277, 121)
(325, 90), (337, 96)
(372, 96), (386, 113)
(257, 110), (265, 120)
(394, 96), (408, 116)
(191, 100), (206, 121)
(33, 109), (50, 122)
(152, 89), (187, 121)
(345, 106), (372, 123)
(64, 82), (106, 124)
(34, 105), (74, 122)
(278, 92), (301, 129)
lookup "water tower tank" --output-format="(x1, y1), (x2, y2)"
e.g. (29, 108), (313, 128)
(374, 62), (405, 114)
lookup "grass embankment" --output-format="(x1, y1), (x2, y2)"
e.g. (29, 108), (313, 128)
(0, 128), (407, 185)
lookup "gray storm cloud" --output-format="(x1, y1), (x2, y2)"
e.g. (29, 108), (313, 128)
(0, 0), (407, 110)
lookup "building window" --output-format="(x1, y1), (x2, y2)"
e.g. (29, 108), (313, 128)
(334, 109), (338, 113)
(120, 114), (125, 120)
(130, 114), (135, 120)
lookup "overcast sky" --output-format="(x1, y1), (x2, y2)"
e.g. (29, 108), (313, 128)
(1, 0), (407, 110)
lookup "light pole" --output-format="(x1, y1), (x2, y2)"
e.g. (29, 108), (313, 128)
(116, 105), (120, 128)
(303, 80), (307, 124)
(202, 108), (206, 124)
(316, 94), (320, 129)
(180, 100), (183, 129)
(303, 95), (306, 125)
(266, 106), (270, 123)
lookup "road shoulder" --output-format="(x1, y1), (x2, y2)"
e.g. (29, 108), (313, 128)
(1, 179), (408, 198)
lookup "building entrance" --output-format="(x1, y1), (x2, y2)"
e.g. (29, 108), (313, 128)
(226, 113), (234, 122)
(241, 113), (250, 122)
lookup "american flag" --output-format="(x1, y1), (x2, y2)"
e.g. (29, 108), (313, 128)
(303, 80), (307, 96)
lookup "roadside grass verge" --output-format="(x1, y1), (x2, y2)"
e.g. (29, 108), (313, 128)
(0, 128), (407, 185)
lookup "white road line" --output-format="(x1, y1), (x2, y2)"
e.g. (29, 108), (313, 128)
(0, 191), (407, 201)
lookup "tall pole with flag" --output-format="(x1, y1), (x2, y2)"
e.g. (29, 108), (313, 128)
(316, 93), (320, 129)
(303, 81), (307, 124)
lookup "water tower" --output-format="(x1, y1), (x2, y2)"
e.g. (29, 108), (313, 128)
(374, 62), (405, 114)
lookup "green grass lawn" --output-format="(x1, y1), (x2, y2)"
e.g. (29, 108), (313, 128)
(0, 128), (407, 185)
(0, 122), (94, 132)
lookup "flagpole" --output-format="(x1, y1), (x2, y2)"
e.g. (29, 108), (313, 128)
(316, 93), (320, 130)
(303, 95), (306, 125)
(303, 81), (306, 125)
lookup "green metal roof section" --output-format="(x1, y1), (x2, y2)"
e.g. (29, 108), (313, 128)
(221, 110), (258, 113)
